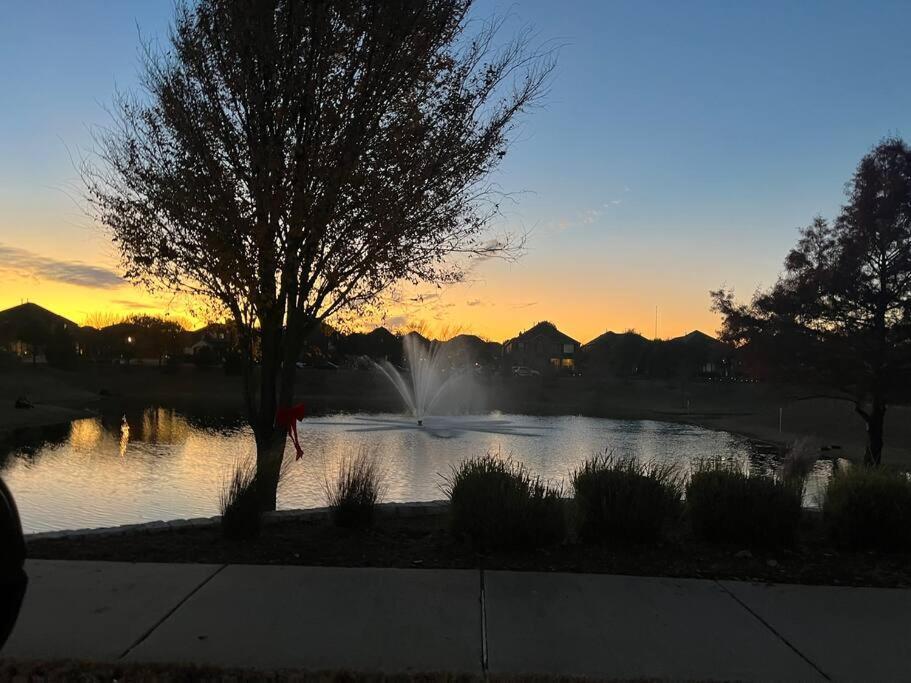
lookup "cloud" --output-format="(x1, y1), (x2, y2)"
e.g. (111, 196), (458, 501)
(553, 202), (621, 232)
(581, 208), (603, 225)
(509, 301), (538, 309)
(110, 299), (156, 310)
(0, 243), (124, 289)
(408, 292), (442, 303)
(466, 299), (483, 307)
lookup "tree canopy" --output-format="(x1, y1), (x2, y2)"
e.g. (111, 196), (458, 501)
(84, 0), (553, 505)
(713, 137), (911, 464)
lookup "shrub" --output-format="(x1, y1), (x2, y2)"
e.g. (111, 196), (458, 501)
(45, 327), (79, 370)
(780, 437), (820, 485)
(0, 350), (20, 369)
(442, 454), (564, 551)
(686, 458), (802, 547)
(193, 345), (218, 368)
(220, 460), (261, 540)
(323, 450), (385, 528)
(824, 465), (911, 551)
(571, 455), (682, 544)
(222, 350), (243, 376)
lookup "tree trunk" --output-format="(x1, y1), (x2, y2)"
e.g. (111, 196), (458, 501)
(863, 401), (886, 467)
(254, 429), (285, 511)
(248, 309), (286, 512)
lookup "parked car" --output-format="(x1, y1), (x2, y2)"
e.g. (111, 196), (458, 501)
(297, 360), (339, 370)
(0, 477), (27, 651)
(511, 365), (540, 377)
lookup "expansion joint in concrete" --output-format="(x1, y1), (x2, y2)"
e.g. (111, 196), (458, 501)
(479, 567), (489, 677)
(714, 580), (832, 681)
(117, 563), (228, 660)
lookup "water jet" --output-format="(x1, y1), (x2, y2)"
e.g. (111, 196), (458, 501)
(375, 334), (463, 423)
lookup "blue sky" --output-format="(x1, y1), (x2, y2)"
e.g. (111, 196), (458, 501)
(1, 1), (909, 341)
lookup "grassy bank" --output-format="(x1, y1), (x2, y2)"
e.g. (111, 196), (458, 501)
(0, 660), (595, 683)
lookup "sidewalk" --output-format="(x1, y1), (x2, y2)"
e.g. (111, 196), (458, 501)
(3, 560), (910, 681)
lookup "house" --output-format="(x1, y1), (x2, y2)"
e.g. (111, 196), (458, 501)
(182, 323), (232, 361)
(581, 330), (652, 376)
(503, 321), (580, 373)
(0, 303), (79, 362)
(581, 328), (732, 379)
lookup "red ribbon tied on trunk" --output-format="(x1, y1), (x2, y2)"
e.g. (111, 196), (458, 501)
(275, 403), (307, 460)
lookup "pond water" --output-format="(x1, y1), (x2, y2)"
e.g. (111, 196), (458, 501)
(1, 408), (834, 533)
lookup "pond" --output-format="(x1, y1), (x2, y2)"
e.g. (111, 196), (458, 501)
(1, 408), (834, 533)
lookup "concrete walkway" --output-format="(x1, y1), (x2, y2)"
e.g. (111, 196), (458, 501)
(3, 560), (911, 681)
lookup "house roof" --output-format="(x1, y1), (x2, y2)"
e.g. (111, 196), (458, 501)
(505, 321), (579, 347)
(668, 330), (728, 351)
(0, 302), (77, 331)
(582, 329), (649, 350)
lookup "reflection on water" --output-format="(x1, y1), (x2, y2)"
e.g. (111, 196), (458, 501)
(2, 407), (835, 533)
(119, 416), (130, 458)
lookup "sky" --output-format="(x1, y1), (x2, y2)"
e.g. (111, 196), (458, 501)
(1, 1), (910, 343)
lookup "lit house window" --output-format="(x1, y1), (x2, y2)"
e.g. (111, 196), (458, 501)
(563, 343), (574, 355)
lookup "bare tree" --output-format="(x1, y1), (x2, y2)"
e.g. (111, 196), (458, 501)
(84, 0), (553, 507)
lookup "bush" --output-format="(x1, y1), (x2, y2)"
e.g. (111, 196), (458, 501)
(824, 465), (911, 551)
(571, 455), (682, 544)
(222, 350), (243, 376)
(0, 350), (20, 369)
(323, 450), (385, 528)
(160, 354), (180, 374)
(220, 460), (261, 540)
(193, 345), (218, 368)
(686, 458), (802, 547)
(45, 327), (79, 370)
(443, 454), (564, 551)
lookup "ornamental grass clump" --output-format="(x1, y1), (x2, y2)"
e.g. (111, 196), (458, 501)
(686, 458), (802, 548)
(220, 459), (261, 541)
(323, 450), (386, 529)
(824, 464), (911, 552)
(443, 454), (564, 551)
(571, 454), (682, 544)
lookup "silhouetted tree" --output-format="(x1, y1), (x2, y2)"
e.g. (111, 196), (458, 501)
(123, 315), (185, 365)
(84, 0), (552, 507)
(19, 321), (47, 366)
(45, 326), (79, 370)
(712, 138), (911, 465)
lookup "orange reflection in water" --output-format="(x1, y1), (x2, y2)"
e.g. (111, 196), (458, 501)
(68, 418), (105, 452)
(138, 407), (191, 445)
(119, 416), (130, 458)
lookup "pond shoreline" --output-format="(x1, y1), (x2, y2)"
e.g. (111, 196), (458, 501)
(0, 383), (849, 464)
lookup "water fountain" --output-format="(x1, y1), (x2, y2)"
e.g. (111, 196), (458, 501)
(356, 335), (540, 438)
(374, 334), (463, 426)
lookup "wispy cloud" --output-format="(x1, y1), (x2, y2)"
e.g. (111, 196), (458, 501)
(552, 200), (624, 232)
(110, 298), (156, 310)
(466, 299), (483, 307)
(0, 243), (124, 289)
(509, 301), (538, 309)
(384, 315), (409, 329)
(408, 291), (442, 304)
